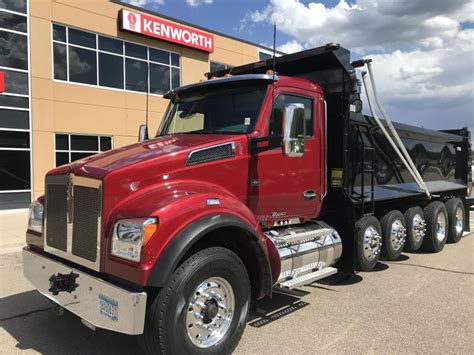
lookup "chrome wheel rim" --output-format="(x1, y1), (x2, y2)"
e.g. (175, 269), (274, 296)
(455, 207), (464, 235)
(412, 213), (426, 243)
(363, 226), (382, 261)
(186, 277), (235, 348)
(436, 212), (447, 242)
(390, 219), (406, 251)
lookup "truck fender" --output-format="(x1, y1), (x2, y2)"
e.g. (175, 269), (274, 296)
(147, 213), (273, 298)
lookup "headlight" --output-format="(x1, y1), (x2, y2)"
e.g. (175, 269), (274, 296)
(111, 217), (158, 263)
(28, 200), (44, 233)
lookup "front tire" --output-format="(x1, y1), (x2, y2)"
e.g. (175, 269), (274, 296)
(141, 247), (250, 354)
(355, 216), (382, 271)
(422, 202), (448, 252)
(445, 198), (465, 243)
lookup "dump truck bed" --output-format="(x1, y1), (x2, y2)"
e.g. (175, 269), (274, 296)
(347, 113), (471, 202)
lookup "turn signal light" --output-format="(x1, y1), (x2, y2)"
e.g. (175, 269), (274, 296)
(143, 222), (158, 246)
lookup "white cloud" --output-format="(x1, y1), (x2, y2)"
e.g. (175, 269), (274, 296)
(124, 0), (164, 8)
(277, 40), (304, 53)
(186, 0), (213, 7)
(245, 0), (474, 131)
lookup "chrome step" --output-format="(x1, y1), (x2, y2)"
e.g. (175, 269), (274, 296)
(278, 267), (338, 290)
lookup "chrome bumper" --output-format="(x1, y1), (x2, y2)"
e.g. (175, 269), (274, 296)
(22, 248), (147, 335)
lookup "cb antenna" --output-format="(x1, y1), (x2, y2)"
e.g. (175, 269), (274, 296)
(146, 61), (150, 130)
(271, 22), (276, 132)
(272, 22), (276, 78)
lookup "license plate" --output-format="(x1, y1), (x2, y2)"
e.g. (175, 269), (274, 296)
(98, 294), (118, 322)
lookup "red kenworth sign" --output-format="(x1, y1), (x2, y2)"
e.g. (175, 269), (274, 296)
(120, 9), (214, 53)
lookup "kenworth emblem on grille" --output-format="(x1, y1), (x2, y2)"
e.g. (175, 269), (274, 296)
(66, 174), (73, 223)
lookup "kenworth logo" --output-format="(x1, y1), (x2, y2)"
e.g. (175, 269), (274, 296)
(120, 9), (214, 53)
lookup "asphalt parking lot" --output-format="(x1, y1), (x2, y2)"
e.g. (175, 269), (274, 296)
(0, 211), (473, 354)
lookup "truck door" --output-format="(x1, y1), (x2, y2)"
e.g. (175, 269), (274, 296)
(250, 88), (325, 223)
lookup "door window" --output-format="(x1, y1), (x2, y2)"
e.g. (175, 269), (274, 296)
(269, 94), (314, 137)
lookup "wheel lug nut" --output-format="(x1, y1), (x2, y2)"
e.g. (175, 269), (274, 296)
(194, 312), (203, 320)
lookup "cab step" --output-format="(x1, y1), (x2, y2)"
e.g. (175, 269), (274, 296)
(278, 267), (338, 290)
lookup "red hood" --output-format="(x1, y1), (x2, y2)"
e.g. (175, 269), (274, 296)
(48, 134), (238, 179)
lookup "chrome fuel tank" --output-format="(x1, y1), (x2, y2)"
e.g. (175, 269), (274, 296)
(266, 222), (342, 284)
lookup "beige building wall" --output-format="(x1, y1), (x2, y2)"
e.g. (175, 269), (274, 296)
(29, 0), (261, 198)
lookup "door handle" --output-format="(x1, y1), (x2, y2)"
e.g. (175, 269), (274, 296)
(303, 190), (317, 199)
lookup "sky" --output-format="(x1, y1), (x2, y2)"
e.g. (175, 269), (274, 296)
(125, 0), (474, 133)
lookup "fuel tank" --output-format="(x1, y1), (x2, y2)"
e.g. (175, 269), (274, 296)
(265, 222), (342, 285)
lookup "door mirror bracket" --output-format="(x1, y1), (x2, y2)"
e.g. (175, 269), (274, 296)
(282, 103), (306, 157)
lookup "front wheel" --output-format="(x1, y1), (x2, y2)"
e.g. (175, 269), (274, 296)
(141, 247), (250, 354)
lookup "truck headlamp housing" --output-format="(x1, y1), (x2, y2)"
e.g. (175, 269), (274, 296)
(28, 200), (44, 234)
(111, 217), (158, 263)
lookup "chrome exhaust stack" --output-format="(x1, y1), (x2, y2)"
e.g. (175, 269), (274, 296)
(265, 222), (343, 289)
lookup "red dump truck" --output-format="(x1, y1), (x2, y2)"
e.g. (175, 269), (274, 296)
(23, 44), (471, 354)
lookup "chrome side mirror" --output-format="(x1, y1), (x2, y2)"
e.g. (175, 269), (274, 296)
(282, 103), (306, 157)
(138, 124), (149, 142)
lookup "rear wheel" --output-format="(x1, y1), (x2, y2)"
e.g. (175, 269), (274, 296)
(445, 198), (465, 243)
(140, 247), (250, 354)
(404, 206), (426, 251)
(422, 201), (448, 252)
(380, 210), (406, 260)
(355, 216), (382, 271)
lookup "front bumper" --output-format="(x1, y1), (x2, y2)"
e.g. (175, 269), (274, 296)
(22, 248), (147, 335)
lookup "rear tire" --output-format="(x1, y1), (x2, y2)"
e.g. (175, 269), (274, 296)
(355, 216), (382, 271)
(445, 198), (465, 243)
(380, 210), (406, 260)
(404, 206), (425, 251)
(140, 247), (250, 355)
(422, 202), (448, 252)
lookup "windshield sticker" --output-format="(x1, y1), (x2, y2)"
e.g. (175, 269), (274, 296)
(244, 117), (251, 125)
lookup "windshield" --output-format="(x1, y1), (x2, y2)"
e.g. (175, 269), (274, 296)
(158, 82), (268, 136)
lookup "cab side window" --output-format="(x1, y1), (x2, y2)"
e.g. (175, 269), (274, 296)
(269, 94), (314, 137)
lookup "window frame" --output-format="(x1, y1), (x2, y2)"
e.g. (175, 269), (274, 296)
(51, 23), (182, 96)
(0, 4), (32, 204)
(54, 133), (113, 167)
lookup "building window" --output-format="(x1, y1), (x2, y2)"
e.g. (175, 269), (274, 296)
(52, 24), (181, 95)
(259, 48), (283, 61)
(0, 1), (31, 210)
(0, 0), (27, 14)
(210, 61), (232, 73)
(55, 134), (112, 167)
(259, 51), (272, 61)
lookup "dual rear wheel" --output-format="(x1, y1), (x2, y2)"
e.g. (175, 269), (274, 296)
(355, 198), (466, 271)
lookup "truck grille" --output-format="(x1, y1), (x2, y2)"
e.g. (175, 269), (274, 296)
(44, 174), (102, 271)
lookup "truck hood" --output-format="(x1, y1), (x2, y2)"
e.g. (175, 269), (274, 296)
(48, 134), (239, 179)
